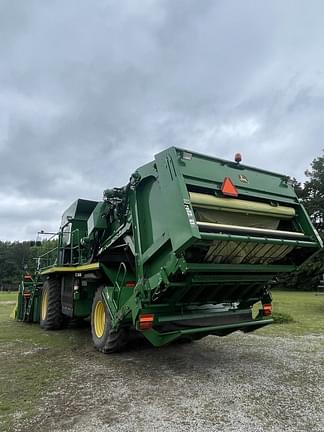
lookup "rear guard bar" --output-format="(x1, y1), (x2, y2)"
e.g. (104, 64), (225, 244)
(142, 317), (274, 347)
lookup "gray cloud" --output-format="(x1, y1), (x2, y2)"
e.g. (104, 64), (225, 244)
(1, 0), (324, 240)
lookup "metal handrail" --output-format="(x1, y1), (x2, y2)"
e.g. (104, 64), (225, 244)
(36, 241), (59, 270)
(34, 228), (89, 270)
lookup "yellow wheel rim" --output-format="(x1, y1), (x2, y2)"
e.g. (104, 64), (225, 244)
(41, 289), (49, 321)
(94, 300), (106, 338)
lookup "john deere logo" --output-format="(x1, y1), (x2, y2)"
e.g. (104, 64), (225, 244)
(238, 174), (249, 184)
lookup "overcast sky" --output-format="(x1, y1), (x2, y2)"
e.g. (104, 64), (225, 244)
(1, 0), (324, 241)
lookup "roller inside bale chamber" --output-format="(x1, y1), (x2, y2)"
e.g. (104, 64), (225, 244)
(189, 192), (297, 264)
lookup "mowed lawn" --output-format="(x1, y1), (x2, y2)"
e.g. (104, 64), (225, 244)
(0, 292), (18, 302)
(256, 290), (324, 336)
(0, 292), (91, 432)
(0, 290), (324, 431)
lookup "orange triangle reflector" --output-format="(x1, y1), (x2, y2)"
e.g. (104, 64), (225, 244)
(221, 177), (238, 197)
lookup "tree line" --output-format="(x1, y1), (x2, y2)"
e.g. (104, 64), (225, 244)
(0, 240), (57, 290)
(0, 151), (323, 291)
(276, 151), (324, 291)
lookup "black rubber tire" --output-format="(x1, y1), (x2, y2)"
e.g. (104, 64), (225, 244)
(40, 278), (64, 330)
(91, 287), (128, 353)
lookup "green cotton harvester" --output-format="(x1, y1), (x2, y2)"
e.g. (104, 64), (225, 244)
(16, 148), (323, 352)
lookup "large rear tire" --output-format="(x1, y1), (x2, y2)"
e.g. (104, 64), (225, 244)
(40, 278), (64, 330)
(91, 287), (128, 353)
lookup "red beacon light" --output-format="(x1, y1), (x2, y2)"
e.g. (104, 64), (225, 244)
(234, 153), (242, 163)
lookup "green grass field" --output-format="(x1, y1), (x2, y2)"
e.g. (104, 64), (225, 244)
(0, 292), (90, 431)
(256, 290), (324, 336)
(0, 290), (324, 431)
(0, 292), (18, 302)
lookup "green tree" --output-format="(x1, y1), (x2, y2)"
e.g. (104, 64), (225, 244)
(0, 240), (58, 290)
(276, 151), (324, 291)
(302, 151), (324, 236)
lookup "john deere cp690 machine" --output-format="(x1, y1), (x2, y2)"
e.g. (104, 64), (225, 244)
(16, 147), (322, 352)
